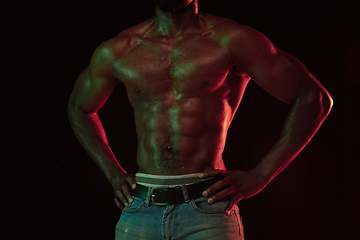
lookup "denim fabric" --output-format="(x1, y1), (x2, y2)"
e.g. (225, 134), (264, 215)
(115, 193), (244, 240)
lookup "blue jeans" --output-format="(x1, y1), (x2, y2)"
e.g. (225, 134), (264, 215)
(115, 191), (244, 239)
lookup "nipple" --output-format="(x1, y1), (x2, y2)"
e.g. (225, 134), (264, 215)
(201, 82), (208, 89)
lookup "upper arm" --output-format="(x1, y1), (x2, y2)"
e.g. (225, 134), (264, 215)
(69, 41), (119, 113)
(227, 24), (328, 105)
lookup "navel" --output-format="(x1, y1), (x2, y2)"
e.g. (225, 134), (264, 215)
(134, 87), (141, 94)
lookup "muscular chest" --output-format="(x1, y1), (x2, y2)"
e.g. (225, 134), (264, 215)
(113, 34), (231, 100)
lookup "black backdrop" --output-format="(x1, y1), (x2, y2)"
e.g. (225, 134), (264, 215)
(3, 0), (360, 239)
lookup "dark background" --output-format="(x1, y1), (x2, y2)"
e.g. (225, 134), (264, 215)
(3, 0), (360, 239)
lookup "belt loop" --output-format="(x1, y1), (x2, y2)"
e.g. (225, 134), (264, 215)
(145, 187), (152, 207)
(180, 185), (190, 203)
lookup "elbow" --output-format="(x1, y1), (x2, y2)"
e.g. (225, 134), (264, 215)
(307, 88), (333, 125)
(67, 95), (77, 120)
(296, 86), (333, 125)
(302, 83), (333, 116)
(67, 95), (98, 126)
(67, 97), (79, 128)
(320, 89), (333, 118)
(67, 95), (86, 124)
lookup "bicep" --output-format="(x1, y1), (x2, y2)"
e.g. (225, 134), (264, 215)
(69, 40), (120, 113)
(246, 50), (319, 104)
(228, 25), (321, 104)
(69, 66), (118, 113)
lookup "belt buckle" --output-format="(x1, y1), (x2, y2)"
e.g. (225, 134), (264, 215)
(151, 186), (183, 205)
(150, 187), (168, 206)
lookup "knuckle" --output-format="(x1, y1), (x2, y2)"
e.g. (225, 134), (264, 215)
(114, 190), (120, 197)
(223, 177), (232, 185)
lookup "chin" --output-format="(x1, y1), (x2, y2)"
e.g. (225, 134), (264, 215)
(154, 0), (190, 12)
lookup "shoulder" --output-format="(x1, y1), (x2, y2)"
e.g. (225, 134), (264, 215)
(200, 12), (275, 55)
(91, 34), (130, 66)
(200, 12), (257, 39)
(89, 18), (155, 77)
(203, 14), (277, 67)
(206, 14), (274, 51)
(91, 17), (155, 65)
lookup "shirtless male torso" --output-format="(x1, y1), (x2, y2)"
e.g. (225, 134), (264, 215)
(68, 0), (332, 238)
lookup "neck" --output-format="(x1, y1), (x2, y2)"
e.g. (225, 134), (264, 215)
(154, 1), (200, 37)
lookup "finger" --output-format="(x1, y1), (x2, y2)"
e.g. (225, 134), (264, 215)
(122, 184), (134, 204)
(114, 197), (125, 210)
(115, 189), (129, 207)
(207, 187), (232, 204)
(127, 176), (137, 190)
(202, 177), (229, 197)
(225, 195), (242, 215)
(225, 202), (237, 216)
(199, 169), (225, 179)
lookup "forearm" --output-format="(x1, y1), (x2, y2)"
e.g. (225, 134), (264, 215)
(68, 103), (127, 186)
(254, 88), (332, 183)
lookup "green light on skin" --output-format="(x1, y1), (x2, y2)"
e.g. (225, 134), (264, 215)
(167, 102), (180, 152)
(124, 67), (140, 80)
(168, 103), (181, 134)
(113, 60), (141, 81)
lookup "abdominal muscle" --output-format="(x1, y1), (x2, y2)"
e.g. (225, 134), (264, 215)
(134, 96), (230, 175)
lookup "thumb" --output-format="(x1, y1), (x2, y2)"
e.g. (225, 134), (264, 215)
(225, 204), (235, 216)
(225, 199), (239, 215)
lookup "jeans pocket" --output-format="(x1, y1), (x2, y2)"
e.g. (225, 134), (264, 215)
(191, 196), (230, 214)
(122, 196), (145, 213)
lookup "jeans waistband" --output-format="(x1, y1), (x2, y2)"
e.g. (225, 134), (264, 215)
(135, 173), (203, 187)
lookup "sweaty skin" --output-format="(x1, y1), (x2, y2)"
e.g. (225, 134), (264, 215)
(68, 1), (332, 214)
(122, 18), (247, 175)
